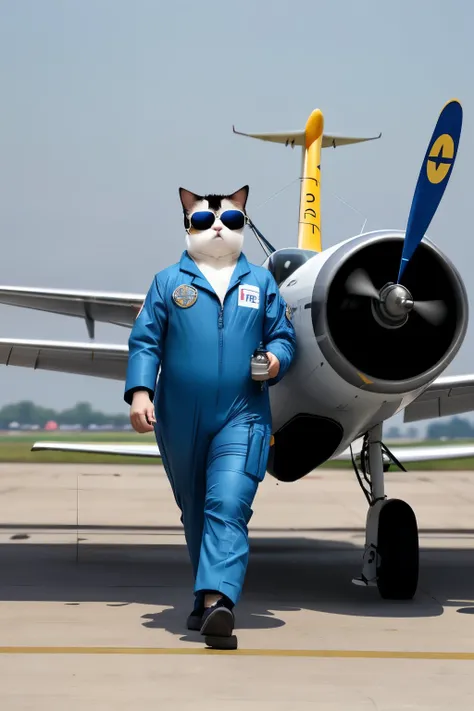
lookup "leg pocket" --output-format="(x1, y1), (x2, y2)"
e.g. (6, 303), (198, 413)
(244, 424), (271, 482)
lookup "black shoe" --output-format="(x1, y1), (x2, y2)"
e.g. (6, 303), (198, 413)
(186, 594), (205, 631)
(200, 598), (235, 638)
(186, 607), (204, 631)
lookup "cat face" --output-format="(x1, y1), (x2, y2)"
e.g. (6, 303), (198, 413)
(179, 185), (249, 260)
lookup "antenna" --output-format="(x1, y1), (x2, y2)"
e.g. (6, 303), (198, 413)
(247, 218), (276, 257)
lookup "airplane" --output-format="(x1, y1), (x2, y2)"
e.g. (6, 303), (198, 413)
(0, 98), (473, 603)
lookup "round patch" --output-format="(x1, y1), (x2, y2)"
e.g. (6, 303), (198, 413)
(172, 284), (198, 309)
(285, 303), (292, 321)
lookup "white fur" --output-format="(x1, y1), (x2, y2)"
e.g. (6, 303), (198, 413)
(194, 260), (236, 305)
(185, 198), (244, 304)
(185, 198), (244, 261)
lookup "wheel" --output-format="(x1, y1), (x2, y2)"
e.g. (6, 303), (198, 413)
(204, 634), (238, 650)
(376, 499), (419, 600)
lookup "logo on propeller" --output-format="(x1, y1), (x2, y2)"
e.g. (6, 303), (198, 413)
(426, 134), (455, 184)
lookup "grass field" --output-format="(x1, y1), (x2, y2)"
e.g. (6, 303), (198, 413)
(0, 431), (159, 465)
(0, 430), (474, 470)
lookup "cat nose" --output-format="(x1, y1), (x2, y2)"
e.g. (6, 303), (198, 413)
(213, 223), (223, 232)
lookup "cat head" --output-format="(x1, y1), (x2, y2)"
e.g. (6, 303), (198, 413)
(179, 185), (249, 261)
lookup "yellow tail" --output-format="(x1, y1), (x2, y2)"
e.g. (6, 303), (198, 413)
(298, 109), (324, 252)
(232, 109), (381, 255)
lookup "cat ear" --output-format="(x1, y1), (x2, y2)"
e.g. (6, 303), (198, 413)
(179, 187), (201, 214)
(229, 185), (249, 211)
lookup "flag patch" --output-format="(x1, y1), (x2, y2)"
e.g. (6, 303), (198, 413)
(238, 284), (260, 309)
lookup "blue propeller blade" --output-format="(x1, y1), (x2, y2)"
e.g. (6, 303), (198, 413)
(397, 99), (463, 283)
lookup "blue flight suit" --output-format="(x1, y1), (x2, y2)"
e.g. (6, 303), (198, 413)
(124, 250), (296, 606)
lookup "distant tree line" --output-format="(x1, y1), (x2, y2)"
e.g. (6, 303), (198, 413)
(387, 416), (474, 440)
(386, 426), (419, 439)
(1, 401), (474, 438)
(426, 416), (474, 440)
(0, 401), (129, 429)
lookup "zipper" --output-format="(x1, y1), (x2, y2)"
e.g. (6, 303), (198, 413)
(215, 281), (240, 407)
(217, 304), (224, 407)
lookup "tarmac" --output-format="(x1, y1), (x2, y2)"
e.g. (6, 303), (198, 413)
(1, 461), (474, 710)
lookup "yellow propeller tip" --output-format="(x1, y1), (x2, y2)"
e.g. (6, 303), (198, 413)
(443, 98), (462, 110)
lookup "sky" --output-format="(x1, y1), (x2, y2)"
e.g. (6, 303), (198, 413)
(0, 0), (473, 429)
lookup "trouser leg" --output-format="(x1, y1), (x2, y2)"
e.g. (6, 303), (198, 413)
(195, 422), (271, 606)
(155, 423), (208, 580)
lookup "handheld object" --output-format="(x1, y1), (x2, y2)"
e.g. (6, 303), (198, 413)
(251, 347), (270, 381)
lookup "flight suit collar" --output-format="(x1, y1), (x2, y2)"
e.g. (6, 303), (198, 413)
(179, 251), (251, 296)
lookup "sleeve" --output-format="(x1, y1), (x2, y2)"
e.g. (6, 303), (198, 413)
(123, 274), (168, 405)
(262, 272), (297, 385)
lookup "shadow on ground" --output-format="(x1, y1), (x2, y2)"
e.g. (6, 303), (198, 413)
(2, 524), (474, 640)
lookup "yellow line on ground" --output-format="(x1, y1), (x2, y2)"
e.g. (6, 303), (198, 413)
(1, 647), (474, 660)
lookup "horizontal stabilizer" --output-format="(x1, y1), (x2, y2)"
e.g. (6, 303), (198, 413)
(232, 126), (381, 149)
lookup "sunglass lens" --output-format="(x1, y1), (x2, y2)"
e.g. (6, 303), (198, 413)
(190, 211), (215, 231)
(220, 210), (245, 230)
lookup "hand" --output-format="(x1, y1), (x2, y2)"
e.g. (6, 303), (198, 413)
(130, 391), (156, 433)
(266, 352), (280, 379)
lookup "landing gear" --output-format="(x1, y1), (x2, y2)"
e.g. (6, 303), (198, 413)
(351, 424), (419, 600)
(377, 499), (419, 599)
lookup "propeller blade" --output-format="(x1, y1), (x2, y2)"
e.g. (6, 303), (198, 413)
(412, 299), (447, 326)
(345, 269), (380, 300)
(398, 99), (463, 283)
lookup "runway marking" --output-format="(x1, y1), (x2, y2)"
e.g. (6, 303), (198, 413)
(1, 646), (474, 660)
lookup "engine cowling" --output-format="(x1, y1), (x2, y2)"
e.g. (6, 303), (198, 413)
(263, 232), (468, 483)
(311, 232), (468, 394)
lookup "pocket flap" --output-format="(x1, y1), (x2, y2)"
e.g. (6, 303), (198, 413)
(245, 424), (271, 482)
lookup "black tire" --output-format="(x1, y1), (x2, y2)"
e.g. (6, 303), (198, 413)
(376, 499), (419, 600)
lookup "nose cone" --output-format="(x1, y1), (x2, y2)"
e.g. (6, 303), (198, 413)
(382, 284), (414, 318)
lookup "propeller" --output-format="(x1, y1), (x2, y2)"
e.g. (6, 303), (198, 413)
(411, 299), (448, 326)
(345, 268), (379, 300)
(344, 100), (463, 328)
(345, 268), (448, 326)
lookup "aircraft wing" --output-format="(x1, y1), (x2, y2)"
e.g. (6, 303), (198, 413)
(30, 440), (474, 465)
(232, 126), (382, 149)
(31, 441), (160, 457)
(0, 286), (144, 337)
(0, 338), (128, 380)
(334, 443), (474, 463)
(403, 375), (474, 422)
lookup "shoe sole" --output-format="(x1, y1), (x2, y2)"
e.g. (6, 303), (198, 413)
(200, 607), (234, 637)
(204, 633), (238, 650)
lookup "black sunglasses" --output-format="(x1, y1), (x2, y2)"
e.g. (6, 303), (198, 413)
(187, 209), (247, 232)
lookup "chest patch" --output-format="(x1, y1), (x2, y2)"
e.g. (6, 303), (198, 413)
(238, 284), (260, 309)
(172, 284), (198, 308)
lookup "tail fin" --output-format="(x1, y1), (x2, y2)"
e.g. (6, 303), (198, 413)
(233, 116), (381, 252)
